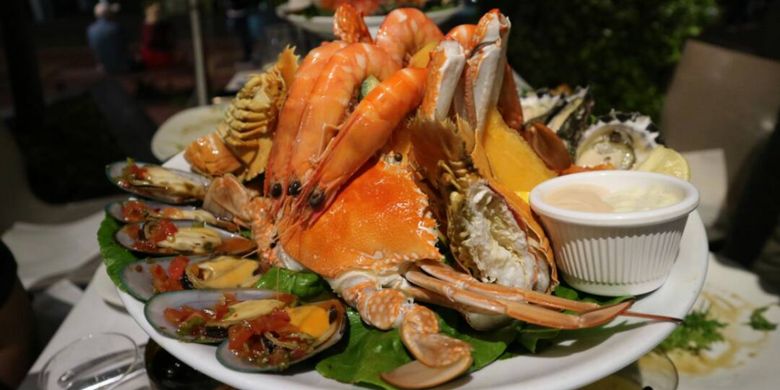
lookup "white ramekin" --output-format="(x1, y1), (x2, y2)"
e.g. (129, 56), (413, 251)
(529, 171), (699, 296)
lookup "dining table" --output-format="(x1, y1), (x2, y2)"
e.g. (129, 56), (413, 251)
(21, 251), (780, 390)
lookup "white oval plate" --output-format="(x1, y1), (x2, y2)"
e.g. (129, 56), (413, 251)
(150, 105), (228, 162)
(275, 3), (465, 38)
(118, 153), (708, 389)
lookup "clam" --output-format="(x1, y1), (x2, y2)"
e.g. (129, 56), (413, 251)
(106, 160), (210, 204)
(145, 289), (297, 343)
(121, 255), (261, 302)
(216, 299), (346, 372)
(575, 111), (660, 169)
(115, 220), (256, 256)
(107, 198), (239, 231)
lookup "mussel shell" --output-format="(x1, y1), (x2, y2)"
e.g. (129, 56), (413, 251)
(106, 198), (239, 232)
(215, 299), (346, 372)
(145, 289), (290, 344)
(115, 220), (256, 256)
(120, 255), (210, 302)
(106, 161), (211, 204)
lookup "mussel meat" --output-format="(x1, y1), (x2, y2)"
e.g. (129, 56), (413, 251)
(107, 198), (239, 231)
(145, 289), (298, 343)
(121, 255), (261, 301)
(216, 299), (346, 372)
(106, 160), (210, 204)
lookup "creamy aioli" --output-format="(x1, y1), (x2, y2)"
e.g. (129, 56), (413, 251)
(544, 183), (683, 213)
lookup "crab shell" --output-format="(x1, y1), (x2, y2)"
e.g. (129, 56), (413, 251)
(575, 111), (660, 169)
(278, 157), (440, 280)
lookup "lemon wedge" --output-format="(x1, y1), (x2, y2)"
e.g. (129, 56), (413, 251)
(635, 146), (690, 181)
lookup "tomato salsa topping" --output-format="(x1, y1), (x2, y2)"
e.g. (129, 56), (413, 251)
(151, 256), (191, 293)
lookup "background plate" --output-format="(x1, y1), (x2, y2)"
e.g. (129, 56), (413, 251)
(118, 153), (709, 389)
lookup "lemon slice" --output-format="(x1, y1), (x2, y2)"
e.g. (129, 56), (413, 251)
(635, 146), (690, 181)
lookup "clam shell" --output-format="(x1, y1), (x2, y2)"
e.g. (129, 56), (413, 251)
(106, 198), (239, 231)
(120, 255), (210, 302)
(215, 299), (346, 372)
(106, 161), (211, 204)
(145, 289), (290, 343)
(115, 220), (256, 256)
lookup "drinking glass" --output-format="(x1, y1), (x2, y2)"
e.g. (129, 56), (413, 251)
(38, 333), (143, 390)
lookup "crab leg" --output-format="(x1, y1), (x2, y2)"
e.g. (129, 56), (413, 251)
(415, 260), (682, 323)
(405, 269), (634, 329)
(420, 40), (466, 123)
(339, 279), (473, 388)
(418, 260), (598, 312)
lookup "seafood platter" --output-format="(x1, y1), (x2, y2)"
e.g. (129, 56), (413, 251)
(99, 4), (707, 389)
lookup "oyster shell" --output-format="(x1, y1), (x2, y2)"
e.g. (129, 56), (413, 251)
(106, 198), (239, 231)
(106, 161), (210, 204)
(545, 87), (594, 150)
(575, 111), (660, 169)
(115, 220), (256, 256)
(215, 299), (346, 372)
(520, 89), (565, 125)
(144, 289), (296, 343)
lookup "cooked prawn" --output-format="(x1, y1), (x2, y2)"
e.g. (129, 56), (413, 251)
(264, 41), (347, 205)
(333, 2), (373, 43)
(295, 67), (429, 224)
(286, 43), (400, 199)
(374, 8), (443, 65)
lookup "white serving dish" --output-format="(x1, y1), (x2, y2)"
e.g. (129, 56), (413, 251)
(118, 154), (709, 389)
(530, 171), (700, 296)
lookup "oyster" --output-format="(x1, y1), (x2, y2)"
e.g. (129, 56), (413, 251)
(575, 111), (660, 169)
(144, 289), (297, 343)
(545, 87), (594, 150)
(106, 198), (238, 232)
(115, 220), (255, 256)
(216, 299), (346, 372)
(520, 89), (565, 125)
(106, 160), (210, 204)
(121, 255), (261, 301)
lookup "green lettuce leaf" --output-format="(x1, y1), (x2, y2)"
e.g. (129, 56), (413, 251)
(97, 213), (141, 290)
(316, 307), (514, 390)
(254, 266), (328, 300)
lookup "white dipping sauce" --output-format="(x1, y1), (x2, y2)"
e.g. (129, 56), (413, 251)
(543, 183), (684, 213)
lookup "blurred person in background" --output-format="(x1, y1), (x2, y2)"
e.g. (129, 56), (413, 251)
(224, 0), (264, 63)
(140, 1), (176, 69)
(0, 241), (36, 390)
(86, 1), (130, 74)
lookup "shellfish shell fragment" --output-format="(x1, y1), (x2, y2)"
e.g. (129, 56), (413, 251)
(106, 161), (210, 204)
(115, 220), (256, 256)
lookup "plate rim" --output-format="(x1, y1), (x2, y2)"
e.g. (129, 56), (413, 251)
(117, 152), (709, 389)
